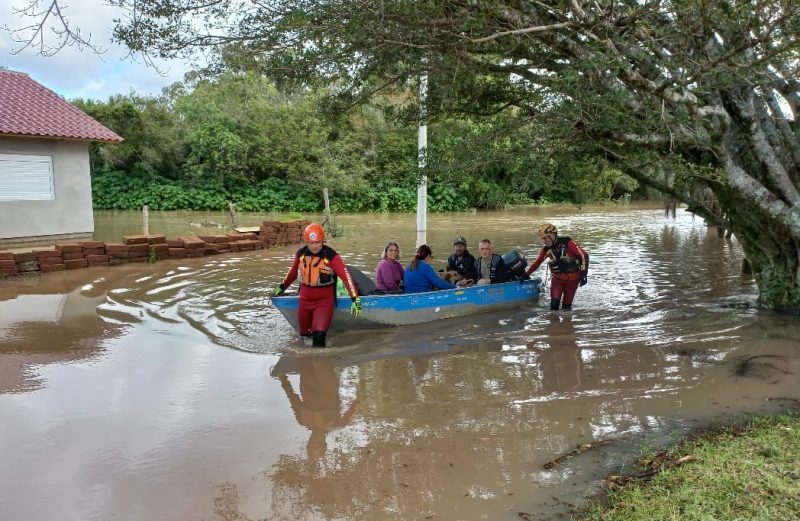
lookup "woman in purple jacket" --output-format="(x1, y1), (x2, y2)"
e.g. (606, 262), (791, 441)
(374, 242), (405, 293)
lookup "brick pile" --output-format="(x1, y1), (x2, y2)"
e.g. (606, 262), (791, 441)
(259, 219), (309, 246)
(0, 220), (312, 278)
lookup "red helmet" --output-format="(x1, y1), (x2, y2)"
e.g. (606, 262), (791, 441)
(303, 223), (325, 242)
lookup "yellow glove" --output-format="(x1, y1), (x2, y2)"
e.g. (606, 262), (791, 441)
(350, 297), (363, 317)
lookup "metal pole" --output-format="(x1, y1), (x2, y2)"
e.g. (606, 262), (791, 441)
(416, 71), (428, 248)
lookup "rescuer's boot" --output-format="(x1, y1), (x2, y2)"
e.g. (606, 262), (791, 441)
(312, 331), (327, 348)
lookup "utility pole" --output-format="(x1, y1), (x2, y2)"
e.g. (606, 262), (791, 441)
(416, 71), (428, 247)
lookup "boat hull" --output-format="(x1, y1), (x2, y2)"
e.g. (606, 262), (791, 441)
(271, 278), (542, 330)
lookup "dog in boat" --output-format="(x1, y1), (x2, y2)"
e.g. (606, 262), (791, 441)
(438, 269), (464, 284)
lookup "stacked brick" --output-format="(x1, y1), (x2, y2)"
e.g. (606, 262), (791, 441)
(52, 241), (102, 269)
(198, 235), (231, 255)
(259, 219), (309, 247)
(0, 220), (308, 279)
(227, 232), (264, 252)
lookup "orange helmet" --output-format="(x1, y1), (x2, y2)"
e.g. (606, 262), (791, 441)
(538, 223), (557, 239)
(303, 223), (325, 242)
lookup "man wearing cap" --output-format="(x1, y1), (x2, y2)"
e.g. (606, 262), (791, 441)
(446, 236), (479, 285)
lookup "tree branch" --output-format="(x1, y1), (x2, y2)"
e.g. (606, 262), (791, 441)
(4, 0), (105, 56)
(467, 20), (573, 44)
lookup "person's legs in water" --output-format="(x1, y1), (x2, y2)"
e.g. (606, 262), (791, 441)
(550, 278), (566, 310)
(305, 285), (336, 347)
(560, 279), (579, 311)
(298, 290), (314, 337)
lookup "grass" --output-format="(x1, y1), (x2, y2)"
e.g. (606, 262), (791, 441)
(577, 415), (800, 521)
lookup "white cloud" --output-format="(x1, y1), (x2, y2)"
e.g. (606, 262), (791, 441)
(1, 1), (193, 100)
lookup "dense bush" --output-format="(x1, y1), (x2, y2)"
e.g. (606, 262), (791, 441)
(91, 169), (475, 213)
(80, 72), (638, 212)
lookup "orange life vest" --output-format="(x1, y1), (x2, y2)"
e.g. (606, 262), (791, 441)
(299, 254), (336, 287)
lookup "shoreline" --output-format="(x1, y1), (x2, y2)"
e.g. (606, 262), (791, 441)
(572, 410), (800, 521)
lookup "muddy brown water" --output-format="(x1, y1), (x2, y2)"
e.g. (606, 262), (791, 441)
(1, 203), (799, 521)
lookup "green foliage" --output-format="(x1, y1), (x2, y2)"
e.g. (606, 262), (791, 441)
(74, 95), (185, 179)
(83, 73), (636, 212)
(184, 121), (251, 187)
(544, 160), (631, 205)
(92, 170), (228, 210)
(579, 415), (800, 521)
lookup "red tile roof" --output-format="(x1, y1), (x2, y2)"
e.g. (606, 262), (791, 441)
(0, 70), (123, 143)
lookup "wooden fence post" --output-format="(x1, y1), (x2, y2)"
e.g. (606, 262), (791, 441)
(228, 201), (238, 228)
(323, 188), (332, 227)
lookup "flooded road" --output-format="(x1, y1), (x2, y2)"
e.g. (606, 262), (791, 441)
(1, 204), (799, 521)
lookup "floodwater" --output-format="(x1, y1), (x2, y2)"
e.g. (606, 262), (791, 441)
(1, 203), (799, 521)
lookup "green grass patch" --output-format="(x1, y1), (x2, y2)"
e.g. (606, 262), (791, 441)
(578, 415), (800, 521)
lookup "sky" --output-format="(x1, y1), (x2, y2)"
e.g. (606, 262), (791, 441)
(1, 0), (193, 100)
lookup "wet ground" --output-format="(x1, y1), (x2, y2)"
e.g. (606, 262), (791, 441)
(1, 203), (799, 521)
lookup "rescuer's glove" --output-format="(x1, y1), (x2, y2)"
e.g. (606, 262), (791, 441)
(579, 272), (588, 287)
(350, 297), (363, 317)
(272, 283), (286, 297)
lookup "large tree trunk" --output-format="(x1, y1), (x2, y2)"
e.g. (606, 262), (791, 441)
(722, 195), (800, 313)
(713, 91), (800, 313)
(718, 181), (800, 312)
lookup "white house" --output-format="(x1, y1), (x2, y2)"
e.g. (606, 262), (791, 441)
(0, 70), (123, 247)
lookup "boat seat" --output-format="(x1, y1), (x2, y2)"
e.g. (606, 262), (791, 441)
(345, 265), (376, 296)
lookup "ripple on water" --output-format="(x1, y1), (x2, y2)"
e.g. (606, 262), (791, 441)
(94, 206), (762, 363)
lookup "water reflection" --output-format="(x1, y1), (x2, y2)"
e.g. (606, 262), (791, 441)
(278, 357), (359, 461)
(539, 314), (582, 393)
(0, 270), (125, 392)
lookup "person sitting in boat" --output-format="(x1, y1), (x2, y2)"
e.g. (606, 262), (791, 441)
(475, 239), (512, 285)
(272, 223), (362, 347)
(525, 222), (588, 311)
(374, 241), (405, 294)
(403, 245), (458, 294)
(446, 235), (479, 286)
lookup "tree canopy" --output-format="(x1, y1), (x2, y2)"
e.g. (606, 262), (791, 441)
(75, 73), (632, 212)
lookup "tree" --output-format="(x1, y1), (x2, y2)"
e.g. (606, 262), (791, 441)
(74, 95), (185, 178)
(10, 0), (800, 311)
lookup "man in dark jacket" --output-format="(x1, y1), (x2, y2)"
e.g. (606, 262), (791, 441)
(475, 239), (511, 285)
(446, 236), (479, 284)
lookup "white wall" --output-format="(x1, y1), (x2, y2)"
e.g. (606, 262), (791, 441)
(0, 136), (94, 242)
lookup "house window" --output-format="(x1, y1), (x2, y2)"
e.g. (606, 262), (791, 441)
(0, 154), (55, 201)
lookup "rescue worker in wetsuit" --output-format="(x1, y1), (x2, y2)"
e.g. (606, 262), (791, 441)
(272, 223), (362, 347)
(526, 223), (588, 311)
(446, 236), (479, 286)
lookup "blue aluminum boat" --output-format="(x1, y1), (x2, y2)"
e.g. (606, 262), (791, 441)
(271, 278), (542, 330)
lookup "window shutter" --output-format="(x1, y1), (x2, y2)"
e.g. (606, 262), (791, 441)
(0, 154), (55, 201)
